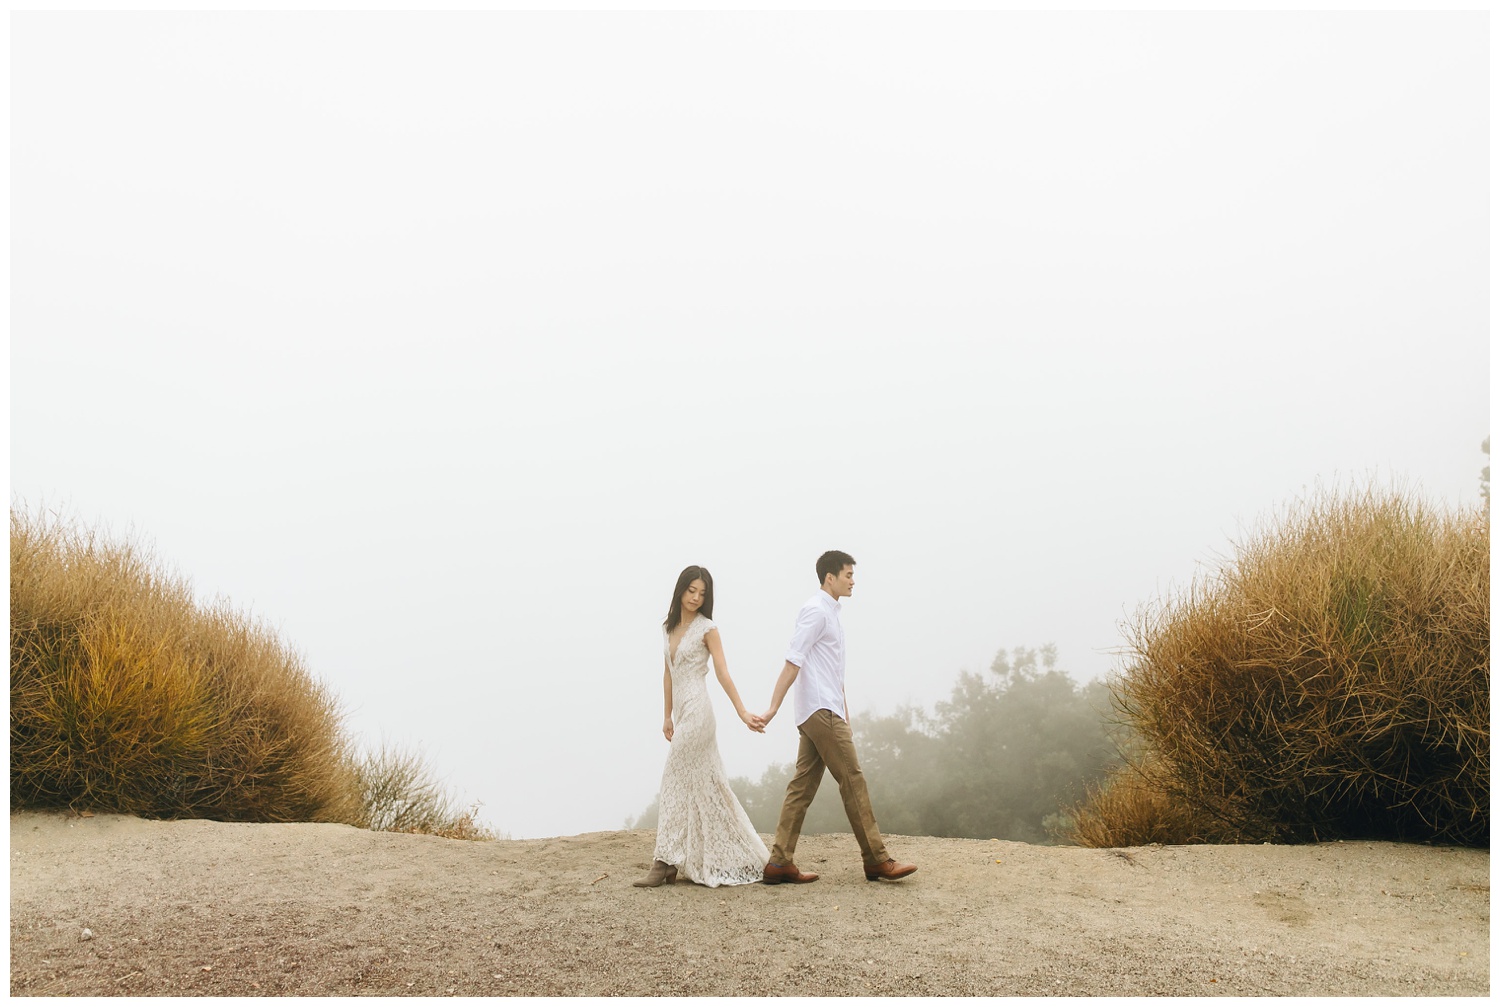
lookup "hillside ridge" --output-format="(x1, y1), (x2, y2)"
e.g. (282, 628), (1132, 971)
(10, 812), (1489, 996)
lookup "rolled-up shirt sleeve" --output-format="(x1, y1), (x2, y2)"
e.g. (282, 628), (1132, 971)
(784, 604), (826, 669)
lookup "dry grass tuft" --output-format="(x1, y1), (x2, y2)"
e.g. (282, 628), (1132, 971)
(1065, 754), (1243, 847)
(1070, 486), (1489, 847)
(348, 743), (501, 840)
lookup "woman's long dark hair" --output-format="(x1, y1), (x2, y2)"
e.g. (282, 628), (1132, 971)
(663, 565), (714, 633)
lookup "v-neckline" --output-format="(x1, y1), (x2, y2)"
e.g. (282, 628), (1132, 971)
(669, 614), (699, 665)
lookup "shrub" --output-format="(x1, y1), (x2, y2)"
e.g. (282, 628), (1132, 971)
(10, 509), (498, 840)
(11, 510), (361, 821)
(1073, 486), (1488, 847)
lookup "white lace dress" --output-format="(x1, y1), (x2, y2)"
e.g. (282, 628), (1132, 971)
(652, 615), (769, 887)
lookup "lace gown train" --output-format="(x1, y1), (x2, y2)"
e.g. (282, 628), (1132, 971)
(652, 615), (769, 887)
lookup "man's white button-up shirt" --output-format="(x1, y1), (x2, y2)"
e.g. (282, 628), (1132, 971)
(785, 590), (847, 727)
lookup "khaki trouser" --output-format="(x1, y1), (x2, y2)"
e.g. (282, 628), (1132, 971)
(770, 709), (889, 868)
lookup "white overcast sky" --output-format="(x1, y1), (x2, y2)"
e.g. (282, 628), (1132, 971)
(10, 12), (1489, 838)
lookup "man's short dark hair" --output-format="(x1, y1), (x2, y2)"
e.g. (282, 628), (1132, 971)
(816, 550), (855, 585)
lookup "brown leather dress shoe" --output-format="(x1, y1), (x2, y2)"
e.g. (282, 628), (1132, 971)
(762, 861), (819, 884)
(864, 858), (918, 881)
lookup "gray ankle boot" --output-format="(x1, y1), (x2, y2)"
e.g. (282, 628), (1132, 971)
(632, 860), (678, 887)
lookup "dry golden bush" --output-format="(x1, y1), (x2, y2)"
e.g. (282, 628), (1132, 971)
(11, 510), (496, 841)
(1074, 486), (1488, 847)
(11, 510), (361, 822)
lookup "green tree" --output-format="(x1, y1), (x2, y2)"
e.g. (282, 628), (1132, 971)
(630, 645), (1118, 844)
(913, 646), (1116, 841)
(1482, 436), (1490, 507)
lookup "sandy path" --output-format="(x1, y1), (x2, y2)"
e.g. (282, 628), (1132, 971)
(9, 811), (1489, 996)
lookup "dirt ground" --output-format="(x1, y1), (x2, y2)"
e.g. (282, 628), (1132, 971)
(8, 810), (1489, 997)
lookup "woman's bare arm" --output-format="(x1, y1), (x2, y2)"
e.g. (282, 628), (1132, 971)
(704, 628), (765, 733)
(661, 658), (674, 742)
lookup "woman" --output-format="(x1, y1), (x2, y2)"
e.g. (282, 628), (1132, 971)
(634, 565), (769, 888)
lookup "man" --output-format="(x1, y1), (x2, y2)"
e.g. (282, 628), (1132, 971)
(759, 550), (917, 884)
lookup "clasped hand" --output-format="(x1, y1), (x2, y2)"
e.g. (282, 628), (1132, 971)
(740, 710), (767, 733)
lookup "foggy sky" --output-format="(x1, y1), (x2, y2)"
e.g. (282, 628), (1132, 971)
(10, 12), (1489, 838)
